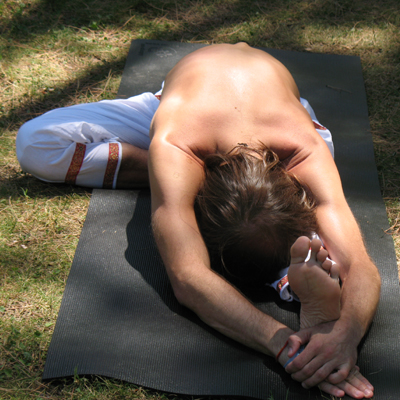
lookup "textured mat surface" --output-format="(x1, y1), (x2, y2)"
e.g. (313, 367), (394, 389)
(43, 40), (400, 399)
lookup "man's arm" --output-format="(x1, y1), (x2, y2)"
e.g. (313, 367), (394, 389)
(149, 136), (376, 398)
(285, 139), (381, 388)
(148, 138), (295, 361)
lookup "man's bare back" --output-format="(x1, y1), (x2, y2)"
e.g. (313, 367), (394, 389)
(151, 43), (324, 170)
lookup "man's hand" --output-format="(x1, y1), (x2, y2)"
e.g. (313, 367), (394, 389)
(284, 320), (374, 398)
(286, 320), (357, 385)
(319, 366), (374, 399)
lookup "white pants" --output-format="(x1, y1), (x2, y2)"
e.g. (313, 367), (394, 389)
(16, 93), (333, 189)
(16, 91), (161, 188)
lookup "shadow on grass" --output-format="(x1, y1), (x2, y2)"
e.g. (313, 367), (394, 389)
(0, 55), (128, 130)
(0, 170), (92, 201)
(3, 0), (399, 52)
(1, 0), (399, 198)
(366, 45), (400, 198)
(2, 0), (399, 122)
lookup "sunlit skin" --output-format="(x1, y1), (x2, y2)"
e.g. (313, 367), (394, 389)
(148, 43), (381, 399)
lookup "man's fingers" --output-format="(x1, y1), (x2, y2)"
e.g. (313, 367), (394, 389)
(286, 356), (350, 389)
(334, 379), (374, 398)
(308, 366), (375, 399)
(328, 365), (373, 391)
(286, 334), (304, 358)
(319, 378), (370, 400)
(325, 365), (350, 385)
(318, 381), (345, 398)
(285, 322), (361, 389)
(299, 364), (333, 389)
(290, 356), (342, 388)
(334, 367), (374, 398)
(286, 329), (314, 359)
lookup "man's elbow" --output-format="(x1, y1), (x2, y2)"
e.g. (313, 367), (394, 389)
(362, 260), (381, 300)
(172, 284), (190, 307)
(367, 258), (381, 291)
(169, 275), (199, 310)
(374, 267), (382, 294)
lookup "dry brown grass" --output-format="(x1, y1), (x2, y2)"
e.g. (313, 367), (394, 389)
(1, 0), (400, 399)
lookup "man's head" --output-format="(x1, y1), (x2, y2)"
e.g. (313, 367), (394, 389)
(195, 144), (318, 285)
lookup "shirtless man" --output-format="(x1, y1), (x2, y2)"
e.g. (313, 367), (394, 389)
(148, 43), (381, 398)
(16, 42), (380, 398)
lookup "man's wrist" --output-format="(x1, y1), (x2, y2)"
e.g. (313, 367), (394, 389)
(337, 313), (366, 346)
(268, 327), (295, 364)
(276, 339), (289, 363)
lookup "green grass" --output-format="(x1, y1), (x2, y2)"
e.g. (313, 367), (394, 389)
(1, 0), (400, 399)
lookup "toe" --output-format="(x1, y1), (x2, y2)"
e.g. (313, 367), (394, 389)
(309, 238), (323, 262)
(321, 258), (333, 273)
(290, 236), (311, 264)
(329, 262), (341, 281)
(316, 248), (329, 264)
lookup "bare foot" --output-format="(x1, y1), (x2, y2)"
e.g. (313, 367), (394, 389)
(287, 236), (341, 329)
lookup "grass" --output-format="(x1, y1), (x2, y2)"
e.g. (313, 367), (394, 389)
(1, 0), (399, 398)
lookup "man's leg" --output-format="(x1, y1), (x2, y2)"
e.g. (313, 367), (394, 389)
(16, 91), (159, 189)
(116, 143), (149, 188)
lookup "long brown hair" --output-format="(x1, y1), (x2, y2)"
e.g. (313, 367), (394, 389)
(195, 144), (318, 285)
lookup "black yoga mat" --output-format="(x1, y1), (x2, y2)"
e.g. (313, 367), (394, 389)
(43, 40), (400, 399)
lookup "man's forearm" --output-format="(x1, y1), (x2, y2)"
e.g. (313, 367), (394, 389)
(317, 203), (381, 343)
(152, 209), (294, 361)
(148, 141), (297, 362)
(176, 264), (295, 358)
(338, 255), (381, 341)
